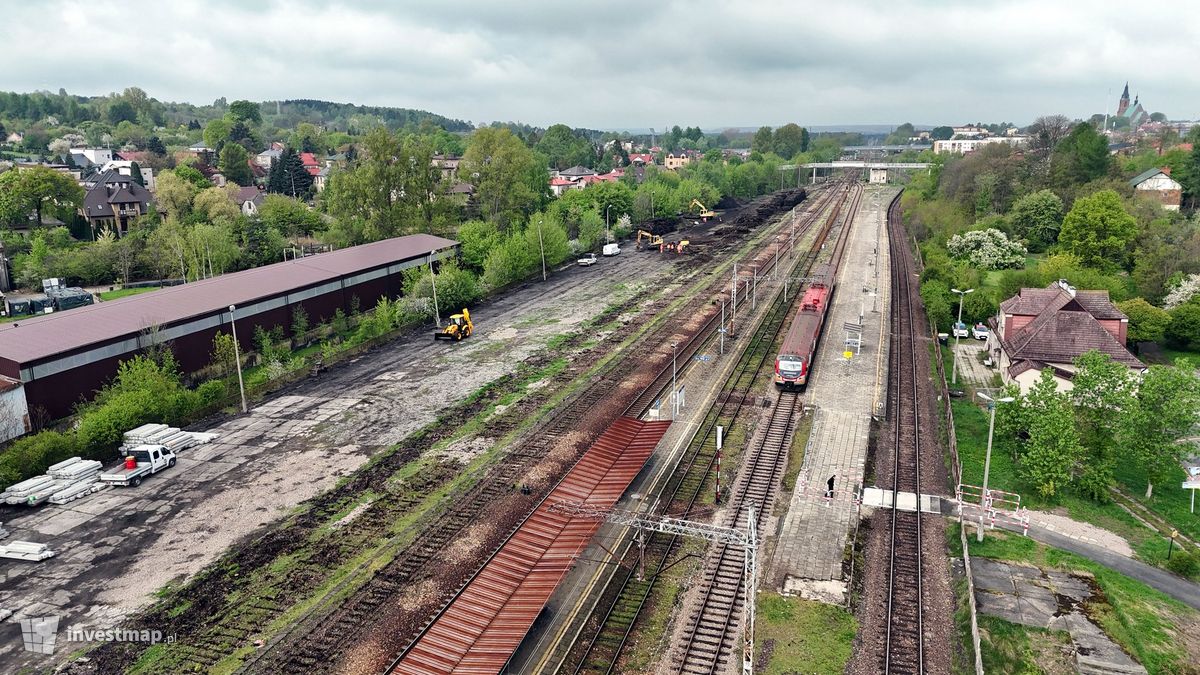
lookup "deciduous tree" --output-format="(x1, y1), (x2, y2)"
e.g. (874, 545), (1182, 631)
(1021, 369), (1082, 498)
(1057, 189), (1137, 271)
(1007, 189), (1063, 252)
(1117, 298), (1171, 344)
(218, 143), (252, 186)
(462, 127), (547, 228)
(1121, 364), (1200, 499)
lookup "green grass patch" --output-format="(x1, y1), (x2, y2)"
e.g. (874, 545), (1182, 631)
(754, 593), (856, 674)
(99, 286), (159, 301)
(963, 525), (1193, 674)
(977, 614), (1073, 675)
(1114, 460), (1200, 546)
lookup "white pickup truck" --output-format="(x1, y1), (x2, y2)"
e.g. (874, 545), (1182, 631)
(577, 253), (598, 267)
(99, 445), (177, 487)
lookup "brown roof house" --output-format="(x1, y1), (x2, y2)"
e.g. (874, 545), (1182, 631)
(80, 170), (155, 236)
(988, 279), (1144, 393)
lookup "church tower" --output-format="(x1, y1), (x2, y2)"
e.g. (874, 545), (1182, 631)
(1117, 82), (1131, 116)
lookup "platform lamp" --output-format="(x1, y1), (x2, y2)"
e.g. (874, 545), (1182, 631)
(228, 304), (248, 414)
(975, 391), (1014, 542)
(950, 287), (974, 385)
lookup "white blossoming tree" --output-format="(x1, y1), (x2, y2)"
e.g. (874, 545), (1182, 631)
(1163, 273), (1200, 310)
(946, 228), (1027, 270)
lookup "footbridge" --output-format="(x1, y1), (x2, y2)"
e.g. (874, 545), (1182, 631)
(782, 161), (932, 184)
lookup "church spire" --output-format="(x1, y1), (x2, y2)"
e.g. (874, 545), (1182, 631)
(1121, 81), (1130, 99)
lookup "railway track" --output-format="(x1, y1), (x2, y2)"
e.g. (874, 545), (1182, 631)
(882, 193), (925, 674)
(557, 183), (862, 675)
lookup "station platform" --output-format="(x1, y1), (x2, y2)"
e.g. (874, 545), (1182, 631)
(769, 186), (896, 598)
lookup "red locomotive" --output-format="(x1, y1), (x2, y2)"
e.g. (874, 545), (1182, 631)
(775, 264), (836, 389)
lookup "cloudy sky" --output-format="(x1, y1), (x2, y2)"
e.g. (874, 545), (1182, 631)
(4, 0), (1198, 129)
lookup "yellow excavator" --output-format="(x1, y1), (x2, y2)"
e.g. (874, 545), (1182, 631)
(688, 199), (716, 221)
(636, 229), (663, 251)
(434, 308), (473, 341)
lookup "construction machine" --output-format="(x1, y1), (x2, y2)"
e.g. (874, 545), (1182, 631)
(434, 308), (473, 341)
(635, 229), (663, 251)
(687, 199), (716, 221)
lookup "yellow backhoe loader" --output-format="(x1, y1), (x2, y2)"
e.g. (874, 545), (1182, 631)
(434, 308), (473, 341)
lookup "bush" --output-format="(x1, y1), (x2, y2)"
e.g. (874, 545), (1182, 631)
(1166, 302), (1200, 349)
(195, 379), (227, 407)
(1167, 550), (1198, 578)
(0, 430), (79, 487)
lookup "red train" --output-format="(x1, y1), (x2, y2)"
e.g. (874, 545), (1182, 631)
(774, 263), (836, 388)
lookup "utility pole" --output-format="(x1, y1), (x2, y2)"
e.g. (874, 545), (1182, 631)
(951, 288), (974, 385)
(537, 219), (547, 281)
(720, 299), (726, 356)
(975, 392), (1014, 542)
(228, 305), (248, 414)
(605, 204), (612, 244)
(428, 252), (441, 327)
(671, 342), (678, 419)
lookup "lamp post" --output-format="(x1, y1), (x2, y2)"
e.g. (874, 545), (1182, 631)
(228, 304), (248, 414)
(976, 391), (1014, 542)
(671, 342), (678, 419)
(536, 219), (547, 281)
(605, 204), (612, 244)
(950, 287), (975, 385)
(428, 252), (441, 327)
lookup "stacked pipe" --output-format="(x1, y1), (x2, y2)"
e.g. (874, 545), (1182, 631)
(120, 425), (199, 454)
(0, 540), (56, 561)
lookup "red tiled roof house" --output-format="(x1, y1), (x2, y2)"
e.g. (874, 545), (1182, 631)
(989, 280), (1144, 393)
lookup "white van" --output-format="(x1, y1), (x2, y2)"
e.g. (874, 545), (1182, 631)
(602, 243), (621, 257)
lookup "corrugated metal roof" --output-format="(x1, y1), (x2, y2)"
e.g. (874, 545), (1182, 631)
(391, 417), (671, 675)
(0, 234), (457, 365)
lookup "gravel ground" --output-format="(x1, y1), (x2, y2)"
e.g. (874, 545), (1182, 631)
(0, 250), (668, 672)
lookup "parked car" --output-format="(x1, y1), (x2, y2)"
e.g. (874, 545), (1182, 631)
(971, 323), (989, 340)
(602, 243), (621, 257)
(952, 321), (969, 339)
(577, 253), (598, 267)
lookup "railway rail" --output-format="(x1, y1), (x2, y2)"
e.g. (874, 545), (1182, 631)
(882, 192), (925, 674)
(234, 194), (818, 675)
(557, 183), (863, 675)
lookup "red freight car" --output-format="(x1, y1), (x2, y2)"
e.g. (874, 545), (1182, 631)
(775, 264), (836, 388)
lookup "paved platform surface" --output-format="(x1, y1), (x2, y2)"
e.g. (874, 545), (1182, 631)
(770, 186), (896, 591)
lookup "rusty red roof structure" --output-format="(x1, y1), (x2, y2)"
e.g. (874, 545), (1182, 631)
(391, 417), (671, 675)
(0, 234), (457, 366)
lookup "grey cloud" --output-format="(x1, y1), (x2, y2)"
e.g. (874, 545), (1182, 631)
(1, 0), (1197, 128)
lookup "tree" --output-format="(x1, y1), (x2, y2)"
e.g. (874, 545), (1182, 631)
(227, 100), (262, 125)
(1120, 364), (1200, 498)
(525, 211), (571, 270)
(258, 194), (323, 237)
(1021, 369), (1082, 498)
(154, 171), (199, 221)
(482, 231), (535, 289)
(772, 123), (807, 159)
(751, 126), (773, 154)
(1051, 123), (1111, 185)
(930, 126), (954, 141)
(238, 218), (285, 267)
(1163, 274), (1200, 309)
(0, 165), (84, 226)
(1057, 190), (1137, 271)
(1070, 351), (1135, 499)
(456, 219), (501, 271)
(218, 143), (252, 186)
(210, 331), (238, 378)
(946, 228), (1027, 270)
(1028, 114), (1072, 155)
(1117, 298), (1171, 344)
(536, 124), (593, 170)
(146, 135), (167, 156)
(193, 185), (241, 223)
(462, 127), (547, 228)
(127, 160), (144, 187)
(106, 99), (136, 125)
(269, 148), (313, 198)
(1007, 189), (1063, 252)
(1166, 302), (1200, 349)
(203, 118), (233, 151)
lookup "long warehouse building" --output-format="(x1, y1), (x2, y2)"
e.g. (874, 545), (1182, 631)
(0, 233), (458, 439)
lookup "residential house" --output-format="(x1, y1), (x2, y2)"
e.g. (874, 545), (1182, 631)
(5, 132), (23, 145)
(234, 185), (266, 217)
(79, 170), (155, 236)
(255, 148), (282, 169)
(432, 155), (461, 181)
(951, 125), (989, 138)
(299, 152), (320, 177)
(557, 165), (597, 181)
(314, 166), (330, 193)
(68, 147), (113, 170)
(932, 136), (1028, 154)
(1129, 167), (1182, 211)
(99, 160), (155, 190)
(987, 280), (1143, 393)
(629, 153), (655, 165)
(664, 153), (690, 170)
(549, 177), (578, 197)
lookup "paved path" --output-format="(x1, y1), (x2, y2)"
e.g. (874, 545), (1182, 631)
(770, 186), (896, 595)
(994, 522), (1200, 611)
(949, 340), (992, 387)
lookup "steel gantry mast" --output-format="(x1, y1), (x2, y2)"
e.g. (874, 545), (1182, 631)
(548, 500), (760, 675)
